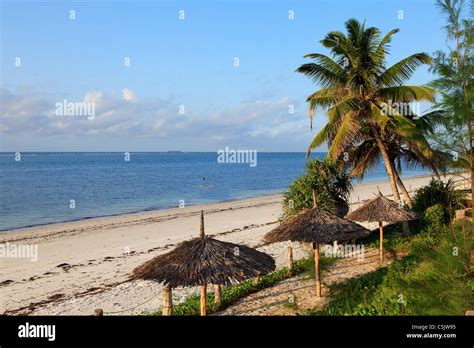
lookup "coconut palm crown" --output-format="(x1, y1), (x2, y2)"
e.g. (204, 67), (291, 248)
(296, 19), (436, 204)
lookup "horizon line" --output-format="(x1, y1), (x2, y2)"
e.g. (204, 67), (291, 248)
(0, 151), (328, 154)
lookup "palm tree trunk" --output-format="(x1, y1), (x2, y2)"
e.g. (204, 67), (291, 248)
(374, 137), (401, 203)
(375, 137), (412, 235)
(394, 172), (412, 235)
(393, 166), (414, 208)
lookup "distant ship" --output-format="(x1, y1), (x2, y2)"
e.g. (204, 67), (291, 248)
(167, 150), (183, 153)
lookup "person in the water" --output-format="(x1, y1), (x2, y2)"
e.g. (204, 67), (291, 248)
(199, 177), (213, 188)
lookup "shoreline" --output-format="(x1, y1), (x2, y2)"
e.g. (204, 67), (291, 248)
(0, 172), (437, 237)
(1, 173), (444, 315)
(0, 190), (282, 235)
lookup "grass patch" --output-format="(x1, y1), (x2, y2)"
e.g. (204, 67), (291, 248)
(358, 222), (414, 258)
(148, 252), (335, 316)
(307, 220), (472, 316)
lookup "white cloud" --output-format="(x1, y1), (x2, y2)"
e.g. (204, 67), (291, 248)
(122, 88), (137, 103)
(84, 90), (103, 104)
(1, 87), (313, 150)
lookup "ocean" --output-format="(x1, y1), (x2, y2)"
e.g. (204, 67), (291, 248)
(0, 152), (429, 231)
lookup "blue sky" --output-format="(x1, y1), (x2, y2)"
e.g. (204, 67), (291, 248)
(1, 0), (447, 152)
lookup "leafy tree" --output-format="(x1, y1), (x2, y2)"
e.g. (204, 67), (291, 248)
(428, 0), (473, 206)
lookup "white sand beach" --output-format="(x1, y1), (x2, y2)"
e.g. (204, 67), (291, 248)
(1, 173), (462, 316)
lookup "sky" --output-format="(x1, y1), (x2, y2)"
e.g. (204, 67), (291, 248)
(0, 0), (449, 152)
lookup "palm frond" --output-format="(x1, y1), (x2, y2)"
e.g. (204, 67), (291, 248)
(370, 102), (391, 130)
(296, 63), (345, 89)
(325, 97), (361, 123)
(306, 124), (331, 157)
(378, 85), (436, 103)
(379, 53), (432, 86)
(327, 112), (359, 159)
(373, 28), (400, 62)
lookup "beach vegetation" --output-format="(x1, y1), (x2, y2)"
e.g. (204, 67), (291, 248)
(282, 158), (352, 219)
(412, 178), (466, 221)
(296, 18), (438, 208)
(307, 219), (472, 315)
(428, 0), (473, 202)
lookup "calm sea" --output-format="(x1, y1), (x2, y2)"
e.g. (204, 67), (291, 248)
(0, 152), (428, 231)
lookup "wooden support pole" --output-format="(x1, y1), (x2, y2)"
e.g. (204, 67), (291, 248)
(287, 246), (293, 273)
(213, 284), (221, 309)
(379, 221), (384, 262)
(162, 287), (173, 316)
(200, 284), (207, 316)
(200, 211), (205, 238)
(313, 242), (321, 297)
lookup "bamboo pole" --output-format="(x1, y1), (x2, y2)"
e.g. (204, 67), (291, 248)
(213, 284), (221, 309)
(312, 191), (321, 297)
(287, 246), (293, 273)
(313, 242), (321, 297)
(379, 221), (384, 262)
(200, 211), (205, 238)
(200, 285), (207, 316)
(254, 275), (260, 285)
(162, 287), (173, 316)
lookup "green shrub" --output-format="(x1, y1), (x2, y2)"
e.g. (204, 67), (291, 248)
(412, 178), (466, 221)
(282, 158), (352, 219)
(422, 204), (446, 227)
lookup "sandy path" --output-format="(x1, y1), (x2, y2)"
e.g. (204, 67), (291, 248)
(217, 248), (401, 316)
(0, 174), (444, 315)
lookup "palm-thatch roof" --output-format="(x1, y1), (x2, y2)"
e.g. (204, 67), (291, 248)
(263, 207), (369, 244)
(345, 193), (419, 223)
(132, 218), (275, 288)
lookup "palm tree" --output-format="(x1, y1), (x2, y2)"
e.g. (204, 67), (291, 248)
(296, 19), (435, 205)
(343, 110), (450, 207)
(344, 133), (448, 199)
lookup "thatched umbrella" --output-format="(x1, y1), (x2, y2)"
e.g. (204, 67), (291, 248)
(345, 192), (418, 261)
(263, 191), (369, 297)
(132, 211), (275, 316)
